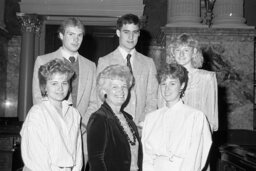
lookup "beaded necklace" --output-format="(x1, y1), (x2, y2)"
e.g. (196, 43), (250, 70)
(113, 112), (137, 146)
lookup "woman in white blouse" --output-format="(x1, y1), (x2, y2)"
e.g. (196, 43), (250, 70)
(162, 33), (218, 132)
(142, 63), (212, 171)
(20, 59), (82, 171)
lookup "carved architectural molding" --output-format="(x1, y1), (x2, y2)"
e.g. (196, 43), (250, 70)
(20, 0), (144, 23)
(16, 13), (45, 34)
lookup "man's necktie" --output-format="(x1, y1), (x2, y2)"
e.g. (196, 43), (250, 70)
(69, 56), (76, 63)
(126, 54), (135, 87)
(125, 54), (136, 119)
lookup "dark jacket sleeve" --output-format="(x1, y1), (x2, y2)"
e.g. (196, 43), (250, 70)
(87, 113), (108, 171)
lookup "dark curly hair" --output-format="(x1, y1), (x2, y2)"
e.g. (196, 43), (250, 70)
(157, 63), (189, 98)
(116, 13), (141, 30)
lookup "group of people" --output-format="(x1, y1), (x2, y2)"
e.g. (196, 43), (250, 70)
(20, 13), (218, 171)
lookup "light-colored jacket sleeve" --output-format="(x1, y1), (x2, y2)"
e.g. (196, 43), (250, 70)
(20, 106), (52, 171)
(95, 57), (109, 106)
(82, 63), (99, 129)
(180, 113), (212, 171)
(205, 72), (218, 131)
(144, 59), (158, 115)
(141, 115), (155, 171)
(96, 57), (108, 76)
(73, 125), (83, 171)
(32, 56), (43, 105)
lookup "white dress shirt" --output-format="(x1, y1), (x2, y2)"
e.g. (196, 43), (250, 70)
(142, 100), (212, 171)
(20, 99), (82, 171)
(61, 47), (78, 62)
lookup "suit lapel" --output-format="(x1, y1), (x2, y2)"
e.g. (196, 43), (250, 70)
(76, 56), (88, 106)
(112, 48), (126, 65)
(54, 47), (64, 59)
(132, 51), (143, 78)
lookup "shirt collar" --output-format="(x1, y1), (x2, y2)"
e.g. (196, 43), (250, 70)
(43, 97), (73, 117)
(60, 47), (78, 61)
(166, 99), (183, 110)
(118, 46), (135, 61)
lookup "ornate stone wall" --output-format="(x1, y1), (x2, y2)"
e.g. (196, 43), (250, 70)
(5, 36), (21, 117)
(161, 27), (256, 130)
(0, 29), (9, 117)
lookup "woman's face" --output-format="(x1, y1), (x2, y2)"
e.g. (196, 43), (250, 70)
(160, 76), (184, 104)
(173, 45), (194, 67)
(46, 72), (69, 103)
(105, 79), (128, 107)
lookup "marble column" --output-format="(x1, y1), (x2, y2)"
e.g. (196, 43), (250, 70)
(212, 0), (253, 28)
(166, 0), (203, 27)
(16, 13), (44, 121)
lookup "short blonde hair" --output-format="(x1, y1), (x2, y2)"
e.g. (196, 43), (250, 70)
(97, 64), (133, 102)
(167, 33), (204, 68)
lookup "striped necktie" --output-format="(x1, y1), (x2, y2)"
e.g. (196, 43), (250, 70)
(126, 54), (135, 87)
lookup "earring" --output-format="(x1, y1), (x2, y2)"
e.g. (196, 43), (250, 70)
(104, 94), (107, 99)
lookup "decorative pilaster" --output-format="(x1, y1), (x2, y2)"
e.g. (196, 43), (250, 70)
(166, 0), (203, 27)
(16, 13), (44, 121)
(212, 0), (253, 28)
(0, 0), (6, 30)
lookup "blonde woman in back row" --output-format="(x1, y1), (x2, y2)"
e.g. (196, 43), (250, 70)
(159, 33), (218, 132)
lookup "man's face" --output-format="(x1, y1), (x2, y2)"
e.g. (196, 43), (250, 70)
(59, 26), (84, 53)
(116, 23), (140, 52)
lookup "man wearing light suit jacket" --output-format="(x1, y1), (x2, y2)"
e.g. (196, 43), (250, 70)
(32, 18), (98, 169)
(96, 14), (158, 130)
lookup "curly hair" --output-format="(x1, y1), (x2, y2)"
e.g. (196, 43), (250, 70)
(38, 58), (75, 97)
(167, 33), (204, 68)
(97, 64), (133, 102)
(157, 63), (188, 98)
(116, 13), (141, 30)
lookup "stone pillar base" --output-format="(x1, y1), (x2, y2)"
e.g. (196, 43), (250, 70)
(166, 23), (208, 28)
(166, 16), (205, 27)
(212, 16), (254, 29)
(166, 0), (203, 28)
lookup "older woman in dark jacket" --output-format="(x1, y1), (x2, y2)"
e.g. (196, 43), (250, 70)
(87, 64), (143, 171)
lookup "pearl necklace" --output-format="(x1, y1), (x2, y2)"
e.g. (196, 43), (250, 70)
(113, 112), (137, 146)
